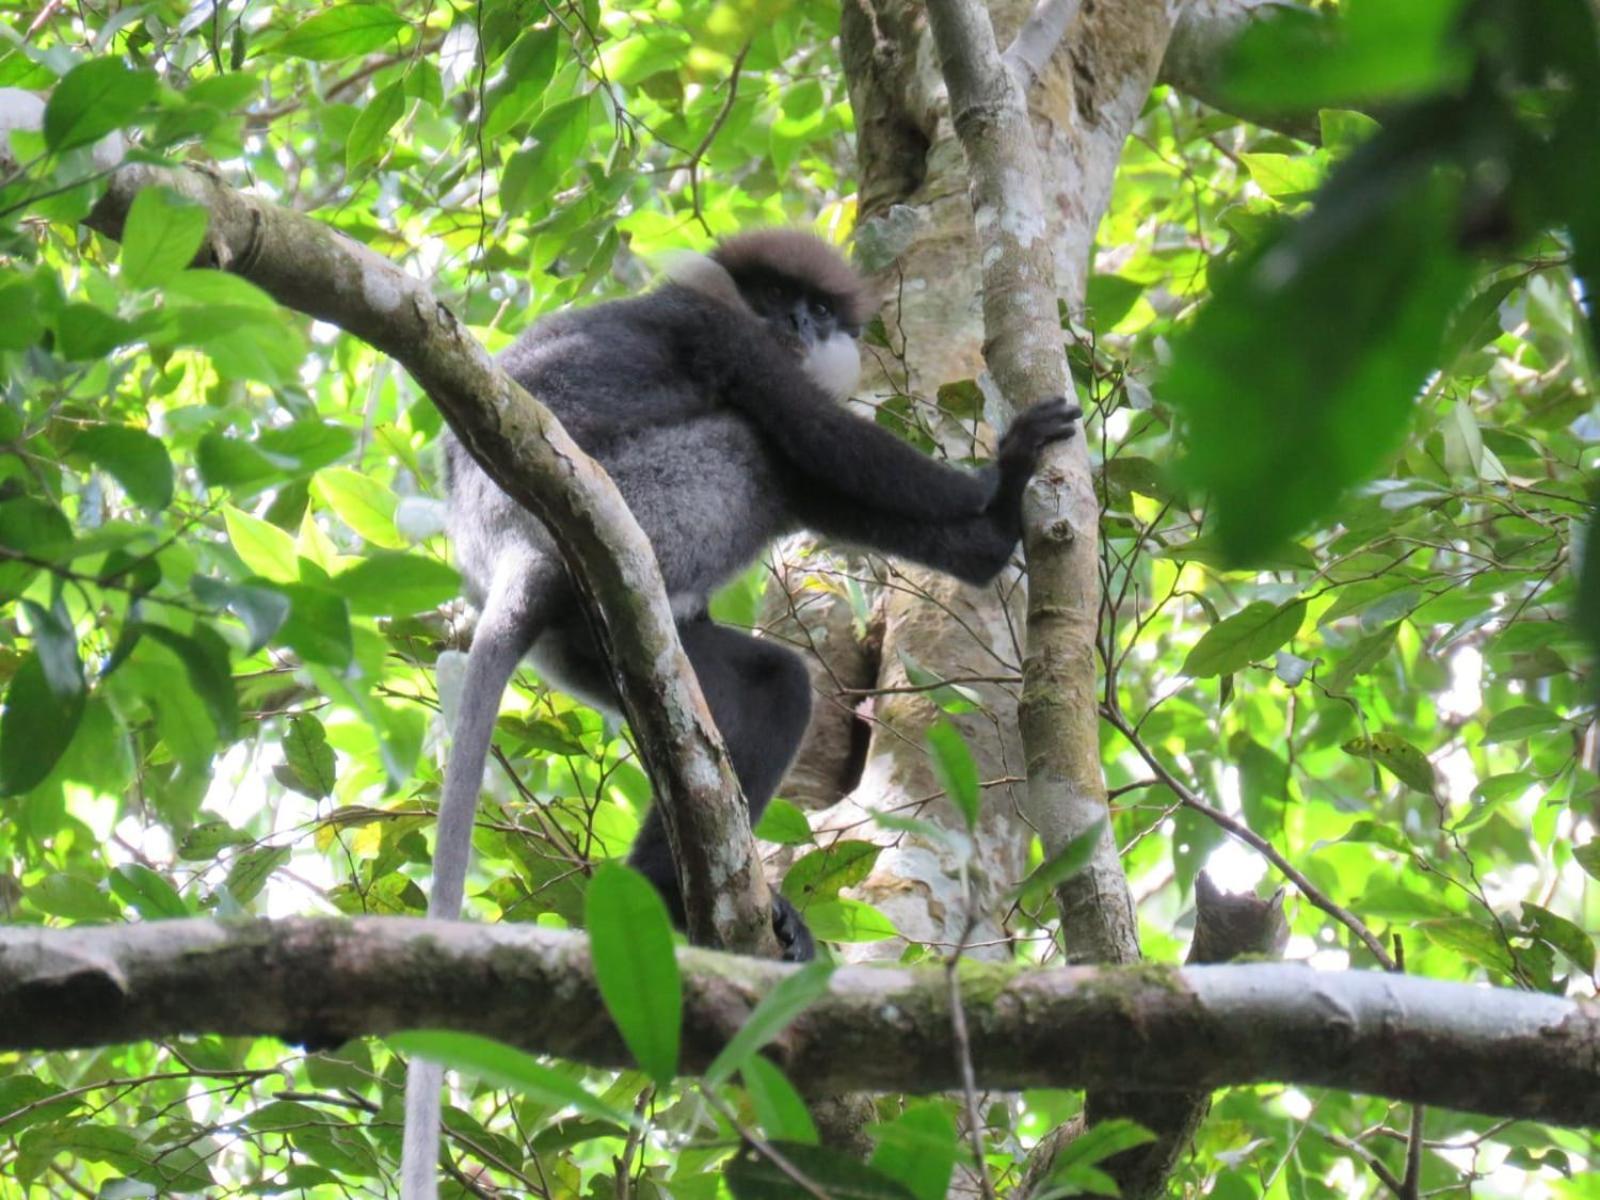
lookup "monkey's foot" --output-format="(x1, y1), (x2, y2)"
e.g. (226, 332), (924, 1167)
(772, 894), (816, 962)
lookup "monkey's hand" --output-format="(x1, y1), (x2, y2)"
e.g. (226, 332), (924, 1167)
(772, 894), (817, 962)
(987, 397), (1081, 526)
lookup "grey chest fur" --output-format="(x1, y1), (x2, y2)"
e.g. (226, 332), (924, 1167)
(444, 410), (790, 615)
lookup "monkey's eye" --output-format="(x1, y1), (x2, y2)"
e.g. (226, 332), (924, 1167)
(810, 298), (833, 319)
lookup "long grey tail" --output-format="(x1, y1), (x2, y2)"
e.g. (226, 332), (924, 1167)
(400, 569), (546, 1200)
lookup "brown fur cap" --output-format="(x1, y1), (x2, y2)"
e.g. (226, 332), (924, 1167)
(710, 229), (873, 329)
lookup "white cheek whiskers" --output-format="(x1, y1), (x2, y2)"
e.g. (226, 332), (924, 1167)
(805, 333), (861, 400)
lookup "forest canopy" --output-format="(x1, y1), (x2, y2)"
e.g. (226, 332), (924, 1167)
(0, 0), (1597, 1197)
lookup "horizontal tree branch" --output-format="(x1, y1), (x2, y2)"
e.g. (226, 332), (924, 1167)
(4, 918), (1598, 1128)
(82, 164), (775, 957)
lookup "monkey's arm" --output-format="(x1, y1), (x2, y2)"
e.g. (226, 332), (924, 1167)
(687, 320), (1068, 522)
(795, 486), (1018, 585)
(791, 404), (1080, 585)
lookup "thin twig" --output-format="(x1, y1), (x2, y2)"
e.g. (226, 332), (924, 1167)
(686, 41), (752, 233)
(947, 898), (997, 1199)
(613, 1084), (654, 1200)
(697, 1085), (833, 1200)
(24, 0), (66, 40)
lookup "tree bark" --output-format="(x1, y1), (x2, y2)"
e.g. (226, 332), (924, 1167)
(2, 918), (1597, 1129)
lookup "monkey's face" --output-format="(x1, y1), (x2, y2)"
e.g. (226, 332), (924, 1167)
(742, 272), (862, 400)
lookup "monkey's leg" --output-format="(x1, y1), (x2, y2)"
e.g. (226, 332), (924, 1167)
(401, 569), (553, 1200)
(626, 619), (816, 961)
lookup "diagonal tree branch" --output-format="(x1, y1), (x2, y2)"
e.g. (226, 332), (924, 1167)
(1003, 0), (1083, 90)
(83, 164), (777, 959)
(2, 918), (1597, 1128)
(1160, 0), (1323, 141)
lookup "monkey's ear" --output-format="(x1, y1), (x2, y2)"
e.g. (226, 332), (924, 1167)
(660, 251), (754, 316)
(1268, 886), (1286, 904)
(1195, 870), (1221, 902)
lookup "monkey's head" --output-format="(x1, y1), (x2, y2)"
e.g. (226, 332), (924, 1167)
(685, 230), (871, 400)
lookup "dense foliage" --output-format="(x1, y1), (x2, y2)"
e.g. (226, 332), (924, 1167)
(0, 0), (1595, 1196)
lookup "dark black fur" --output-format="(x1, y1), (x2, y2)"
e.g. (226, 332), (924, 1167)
(441, 233), (1079, 959)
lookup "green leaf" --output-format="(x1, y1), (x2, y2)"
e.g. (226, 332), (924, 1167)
(1085, 274), (1144, 329)
(1239, 152), (1324, 199)
(869, 1102), (960, 1200)
(482, 27), (561, 141)
(391, 1031), (632, 1123)
(271, 5), (407, 62)
(1341, 732), (1436, 796)
(1441, 276), (1518, 366)
(1221, 0), (1470, 111)
(332, 553), (459, 616)
(346, 80), (406, 172)
(56, 302), (134, 360)
(224, 504), (299, 581)
(29, 872), (121, 921)
(1325, 621), (1400, 692)
(277, 583), (353, 668)
(781, 841), (880, 908)
(191, 576), (291, 653)
(706, 961), (834, 1084)
(44, 698), (132, 798)
(279, 713), (337, 800)
(500, 96), (592, 214)
(1523, 902), (1596, 975)
(0, 498), (72, 599)
(1048, 1118), (1157, 1192)
(140, 623), (238, 741)
(925, 722), (979, 829)
(584, 862), (682, 1086)
(0, 606), (86, 796)
(223, 844), (292, 906)
(529, 1118), (630, 1153)
(600, 28), (692, 86)
(1416, 916), (1517, 978)
(1008, 817), (1108, 906)
(1166, 149), (1473, 562)
(1319, 108), (1382, 154)
(803, 898), (899, 943)
(109, 864), (189, 918)
(199, 421), (356, 493)
(177, 818), (251, 862)
(1575, 841), (1600, 883)
(165, 269), (279, 311)
(313, 467), (405, 548)
(74, 425), (174, 511)
(120, 187), (208, 288)
(1481, 705), (1566, 744)
(0, 279), (44, 351)
(753, 797), (814, 846)
(1182, 600), (1307, 677)
(741, 1056), (819, 1145)
(43, 58), (157, 152)
(1339, 820), (1413, 854)
(898, 652), (980, 714)
(726, 1142), (917, 1200)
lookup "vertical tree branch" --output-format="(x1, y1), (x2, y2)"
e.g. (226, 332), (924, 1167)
(923, 0), (1137, 970)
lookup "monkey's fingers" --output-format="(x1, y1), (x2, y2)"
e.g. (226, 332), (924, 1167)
(1000, 401), (1081, 461)
(772, 894), (817, 963)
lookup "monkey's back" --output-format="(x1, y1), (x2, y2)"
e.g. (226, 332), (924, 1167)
(443, 291), (794, 618)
